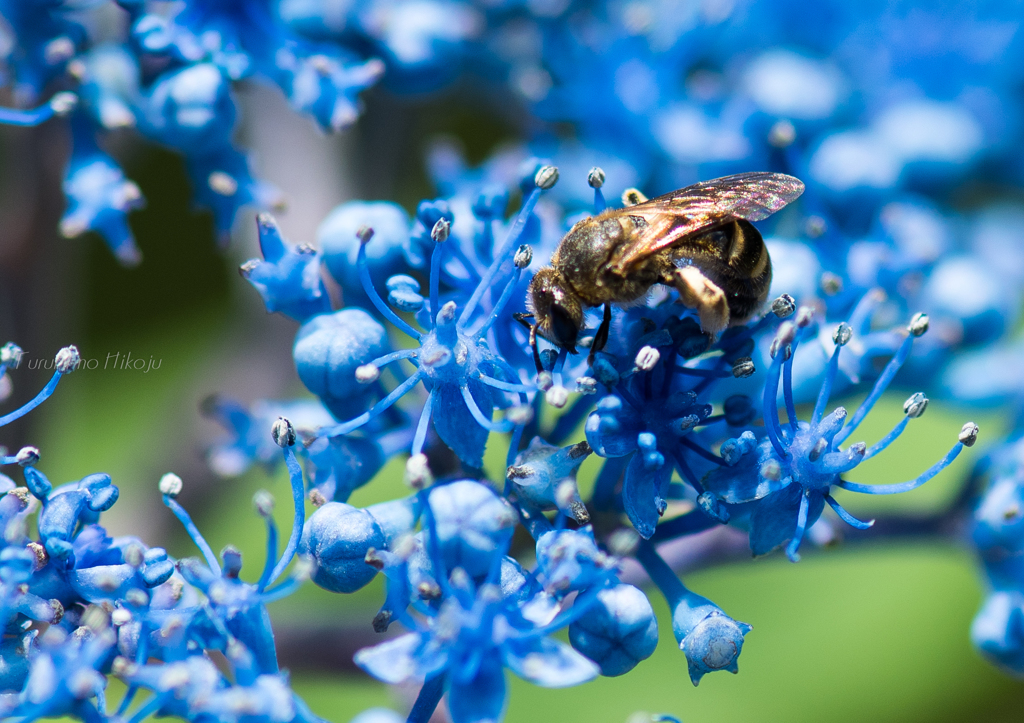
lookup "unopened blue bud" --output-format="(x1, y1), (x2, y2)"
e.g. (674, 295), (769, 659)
(294, 308), (391, 419)
(569, 584), (658, 676)
(299, 502), (385, 593)
(429, 480), (516, 579)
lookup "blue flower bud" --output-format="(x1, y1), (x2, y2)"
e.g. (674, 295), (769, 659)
(428, 480), (517, 579)
(141, 556), (175, 588)
(319, 201), (411, 296)
(293, 308), (391, 419)
(569, 584), (658, 676)
(674, 609), (752, 686)
(299, 502), (385, 593)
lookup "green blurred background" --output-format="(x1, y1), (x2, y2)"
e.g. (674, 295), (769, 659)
(2, 90), (1023, 722)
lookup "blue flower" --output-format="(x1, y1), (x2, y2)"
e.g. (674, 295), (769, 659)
(202, 396), (334, 477)
(126, 0), (383, 131)
(534, 527), (616, 595)
(636, 540), (749, 685)
(355, 574), (599, 723)
(241, 214), (331, 322)
(428, 480), (517, 580)
(705, 310), (978, 560)
(318, 200), (411, 304)
(314, 168), (557, 469)
(60, 116), (145, 264)
(0, 0), (85, 102)
(584, 317), (758, 539)
(137, 63), (283, 241)
(293, 306), (394, 419)
(154, 419), (311, 674)
(0, 624), (115, 721)
(506, 437), (591, 524)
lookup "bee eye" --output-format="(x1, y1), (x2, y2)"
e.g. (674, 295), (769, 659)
(549, 304), (579, 353)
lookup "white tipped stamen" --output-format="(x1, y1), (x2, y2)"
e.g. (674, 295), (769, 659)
(431, 217), (450, 243)
(795, 306), (814, 328)
(535, 165), (559, 189)
(49, 92), (78, 115)
(356, 226), (374, 245)
(159, 473), (183, 497)
(208, 171), (238, 196)
(55, 346), (80, 373)
(0, 343), (23, 365)
(271, 417), (296, 447)
(514, 244), (533, 268)
(959, 422), (979, 447)
(820, 272), (843, 295)
(768, 119), (796, 147)
(633, 345), (660, 372)
(909, 313), (929, 337)
(606, 527), (639, 557)
(832, 322), (852, 346)
(772, 294), (796, 318)
(405, 453), (433, 489)
(253, 490), (275, 517)
(903, 392), (928, 419)
(506, 405), (534, 425)
(16, 447), (40, 466)
(732, 357), (755, 378)
(545, 385), (568, 408)
(355, 364), (380, 384)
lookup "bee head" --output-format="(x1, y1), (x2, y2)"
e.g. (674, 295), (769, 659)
(528, 267), (583, 353)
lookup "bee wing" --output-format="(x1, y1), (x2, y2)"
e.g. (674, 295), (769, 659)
(609, 172), (804, 273)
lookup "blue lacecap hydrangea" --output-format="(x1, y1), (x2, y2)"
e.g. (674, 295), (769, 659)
(2, 0), (1024, 720)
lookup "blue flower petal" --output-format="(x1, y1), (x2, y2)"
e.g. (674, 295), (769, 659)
(353, 633), (423, 685)
(447, 656), (506, 723)
(503, 636), (599, 687)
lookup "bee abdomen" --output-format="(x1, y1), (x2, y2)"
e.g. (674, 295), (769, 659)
(684, 219), (772, 324)
(727, 219), (770, 279)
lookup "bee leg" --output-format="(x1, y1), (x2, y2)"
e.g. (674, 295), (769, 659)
(669, 266), (730, 334)
(513, 312), (535, 331)
(528, 323), (544, 374)
(588, 304), (612, 365)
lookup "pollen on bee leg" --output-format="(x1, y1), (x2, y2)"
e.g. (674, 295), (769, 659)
(672, 266), (729, 334)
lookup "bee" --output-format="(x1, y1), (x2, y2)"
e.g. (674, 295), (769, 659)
(520, 172), (804, 367)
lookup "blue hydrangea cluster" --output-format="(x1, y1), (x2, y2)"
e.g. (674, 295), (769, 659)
(0, 0), (388, 261)
(0, 356), (331, 722)
(0, 155), (984, 722)
(219, 156), (979, 718)
(6, 0), (1024, 719)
